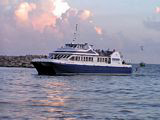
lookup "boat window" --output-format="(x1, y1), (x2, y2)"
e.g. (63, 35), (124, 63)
(103, 58), (105, 62)
(89, 57), (93, 62)
(105, 58), (108, 63)
(108, 58), (111, 64)
(70, 44), (73, 47)
(62, 55), (65, 58)
(49, 54), (54, 59)
(91, 57), (93, 61)
(70, 56), (81, 61)
(54, 54), (57, 59)
(70, 56), (75, 61)
(60, 55), (63, 59)
(97, 57), (108, 62)
(100, 58), (102, 62)
(78, 56), (80, 61)
(66, 55), (70, 58)
(73, 45), (76, 48)
(56, 54), (59, 59)
(75, 56), (78, 61)
(49, 53), (54, 59)
(57, 55), (60, 59)
(59, 55), (63, 59)
(86, 57), (89, 61)
(77, 45), (80, 48)
(81, 57), (83, 61)
(83, 57), (85, 61)
(50, 56), (54, 59)
(56, 55), (60, 59)
(85, 57), (87, 61)
(112, 58), (120, 61)
(76, 56), (94, 62)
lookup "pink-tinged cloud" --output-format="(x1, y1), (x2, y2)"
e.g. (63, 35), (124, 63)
(14, 1), (101, 34)
(156, 7), (160, 14)
(78, 10), (92, 20)
(0, 0), (104, 55)
(14, 0), (71, 32)
(95, 26), (103, 35)
(15, 2), (36, 22)
(0, 0), (8, 6)
(32, 13), (57, 32)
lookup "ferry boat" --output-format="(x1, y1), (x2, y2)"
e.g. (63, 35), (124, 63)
(32, 25), (132, 75)
(32, 42), (132, 75)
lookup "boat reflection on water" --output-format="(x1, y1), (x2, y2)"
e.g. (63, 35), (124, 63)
(30, 81), (78, 119)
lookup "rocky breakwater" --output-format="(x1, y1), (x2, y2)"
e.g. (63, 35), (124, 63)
(0, 55), (47, 68)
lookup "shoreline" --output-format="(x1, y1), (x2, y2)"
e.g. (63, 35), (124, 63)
(0, 55), (47, 68)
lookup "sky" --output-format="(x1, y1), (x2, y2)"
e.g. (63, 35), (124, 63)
(0, 0), (160, 64)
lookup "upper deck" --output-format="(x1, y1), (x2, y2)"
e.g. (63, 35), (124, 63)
(54, 43), (99, 56)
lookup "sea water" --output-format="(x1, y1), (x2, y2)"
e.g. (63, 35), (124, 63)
(0, 64), (160, 120)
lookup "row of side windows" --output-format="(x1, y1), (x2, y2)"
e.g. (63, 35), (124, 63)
(97, 58), (108, 63)
(97, 57), (111, 64)
(70, 56), (93, 62)
(53, 54), (70, 59)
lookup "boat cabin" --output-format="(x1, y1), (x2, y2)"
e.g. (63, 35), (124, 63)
(48, 43), (122, 65)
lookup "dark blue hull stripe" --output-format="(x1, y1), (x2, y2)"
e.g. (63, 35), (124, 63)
(32, 62), (132, 75)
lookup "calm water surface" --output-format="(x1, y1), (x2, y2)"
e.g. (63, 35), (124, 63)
(0, 64), (160, 120)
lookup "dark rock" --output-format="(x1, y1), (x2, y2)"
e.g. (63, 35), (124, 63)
(0, 55), (47, 68)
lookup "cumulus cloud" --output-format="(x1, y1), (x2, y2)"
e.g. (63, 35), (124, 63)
(78, 10), (92, 20)
(15, 2), (36, 22)
(52, 0), (70, 17)
(32, 13), (57, 32)
(0, 0), (103, 55)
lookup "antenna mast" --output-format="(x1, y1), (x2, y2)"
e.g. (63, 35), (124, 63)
(73, 24), (78, 43)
